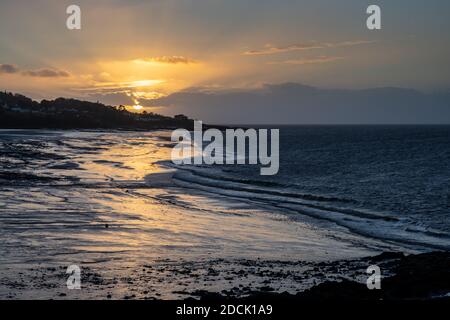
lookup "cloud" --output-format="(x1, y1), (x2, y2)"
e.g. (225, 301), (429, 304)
(268, 56), (344, 65)
(146, 83), (450, 125)
(74, 79), (165, 93)
(332, 40), (377, 47)
(83, 90), (165, 107)
(244, 43), (324, 56)
(22, 68), (70, 78)
(86, 92), (135, 106)
(73, 79), (166, 106)
(0, 64), (20, 74)
(0, 64), (71, 78)
(134, 56), (197, 65)
(243, 40), (376, 56)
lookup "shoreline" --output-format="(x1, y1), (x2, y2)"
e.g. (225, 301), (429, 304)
(1, 251), (448, 300)
(188, 251), (450, 301)
(0, 129), (448, 301)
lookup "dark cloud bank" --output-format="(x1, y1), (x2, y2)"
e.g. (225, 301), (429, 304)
(147, 83), (450, 125)
(23, 69), (70, 78)
(0, 63), (69, 78)
(0, 64), (19, 74)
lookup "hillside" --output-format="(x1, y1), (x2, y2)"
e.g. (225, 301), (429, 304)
(0, 91), (193, 130)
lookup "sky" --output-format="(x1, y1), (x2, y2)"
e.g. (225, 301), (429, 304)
(0, 0), (449, 122)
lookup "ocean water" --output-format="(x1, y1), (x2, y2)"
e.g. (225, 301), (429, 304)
(168, 125), (450, 250)
(0, 126), (449, 272)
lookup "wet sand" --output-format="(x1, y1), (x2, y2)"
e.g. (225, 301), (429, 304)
(1, 251), (448, 300)
(0, 130), (445, 300)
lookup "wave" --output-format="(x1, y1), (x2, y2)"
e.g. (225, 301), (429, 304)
(159, 162), (356, 204)
(163, 164), (450, 251)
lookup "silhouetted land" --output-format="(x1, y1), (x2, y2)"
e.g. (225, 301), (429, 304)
(0, 91), (194, 130)
(186, 251), (450, 301)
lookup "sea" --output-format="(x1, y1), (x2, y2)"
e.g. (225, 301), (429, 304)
(0, 126), (449, 271)
(169, 125), (450, 251)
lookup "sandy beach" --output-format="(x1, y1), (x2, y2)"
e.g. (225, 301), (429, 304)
(1, 129), (448, 300)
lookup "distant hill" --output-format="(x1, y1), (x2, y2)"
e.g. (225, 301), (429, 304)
(0, 92), (193, 130)
(145, 83), (450, 124)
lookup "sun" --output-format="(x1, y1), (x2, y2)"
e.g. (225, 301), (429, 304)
(133, 105), (143, 110)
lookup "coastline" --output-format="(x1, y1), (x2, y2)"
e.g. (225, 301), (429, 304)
(1, 251), (448, 300)
(0, 129), (448, 301)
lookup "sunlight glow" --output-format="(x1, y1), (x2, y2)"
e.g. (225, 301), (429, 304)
(130, 80), (164, 88)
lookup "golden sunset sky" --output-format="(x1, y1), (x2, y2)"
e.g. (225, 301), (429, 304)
(1, 0), (449, 113)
